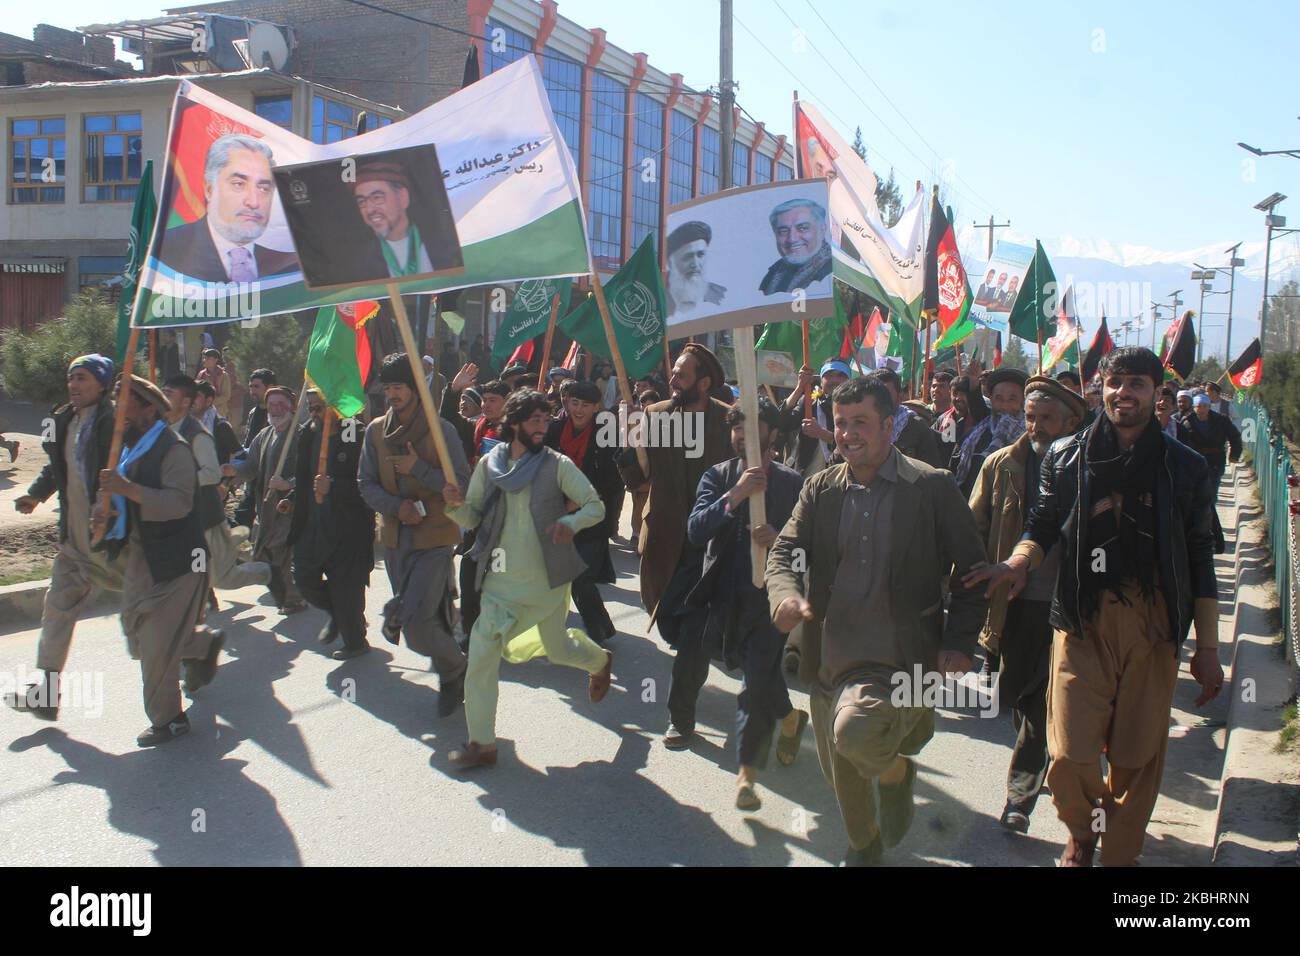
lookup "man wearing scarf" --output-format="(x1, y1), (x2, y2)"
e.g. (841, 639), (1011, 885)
(92, 376), (219, 746)
(358, 353), (470, 715)
(968, 376), (1084, 833)
(869, 368), (947, 468)
(544, 379), (623, 644)
(968, 347), (1222, 867)
(443, 390), (613, 769)
(290, 391), (376, 661)
(953, 367), (1027, 497)
(5, 355), (122, 721)
(758, 198), (833, 295)
(222, 385), (303, 613)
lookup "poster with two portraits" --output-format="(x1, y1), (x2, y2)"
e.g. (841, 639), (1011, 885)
(664, 179), (834, 339)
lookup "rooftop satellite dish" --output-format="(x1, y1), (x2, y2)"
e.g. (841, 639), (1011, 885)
(247, 22), (289, 71)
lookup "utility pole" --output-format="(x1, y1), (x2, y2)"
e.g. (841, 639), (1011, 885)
(719, 0), (734, 191)
(1224, 241), (1242, 365)
(972, 214), (1010, 261)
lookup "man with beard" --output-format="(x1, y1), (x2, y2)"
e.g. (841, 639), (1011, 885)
(968, 376), (1083, 833)
(222, 386), (304, 614)
(780, 359), (850, 480)
(442, 390), (613, 769)
(767, 376), (988, 864)
(358, 354), (470, 715)
(684, 398), (808, 809)
(288, 392), (375, 660)
(192, 380), (241, 465)
(92, 376), (221, 746)
(157, 134), (298, 282)
(953, 367), (1027, 498)
(544, 379), (623, 645)
(968, 347), (1222, 867)
(665, 220), (727, 322)
(164, 375), (270, 600)
(1181, 392), (1241, 553)
(868, 368), (947, 468)
(759, 199), (832, 295)
(350, 160), (460, 281)
(616, 344), (733, 651)
(5, 355), (121, 721)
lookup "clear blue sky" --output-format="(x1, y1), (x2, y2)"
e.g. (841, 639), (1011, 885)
(8, 0), (1299, 257)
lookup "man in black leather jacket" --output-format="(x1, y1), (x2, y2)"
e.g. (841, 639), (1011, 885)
(967, 347), (1223, 868)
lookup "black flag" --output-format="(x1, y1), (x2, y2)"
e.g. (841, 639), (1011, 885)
(1081, 314), (1115, 384)
(1160, 311), (1197, 382)
(462, 45), (480, 88)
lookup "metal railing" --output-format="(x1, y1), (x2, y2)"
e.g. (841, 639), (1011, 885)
(1232, 399), (1298, 668)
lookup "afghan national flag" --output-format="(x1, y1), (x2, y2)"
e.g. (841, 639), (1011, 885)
(561, 234), (667, 379)
(993, 332), (1003, 368)
(117, 161), (157, 365)
(1080, 313), (1115, 384)
(1007, 240), (1058, 345)
(1228, 338), (1262, 391)
(1159, 310), (1197, 382)
(839, 311), (864, 358)
(561, 338), (581, 372)
(926, 197), (975, 350)
(506, 338), (536, 369)
(305, 301), (379, 417)
(1040, 285), (1081, 373)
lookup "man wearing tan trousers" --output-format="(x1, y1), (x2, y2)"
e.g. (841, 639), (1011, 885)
(767, 376), (988, 866)
(969, 347), (1223, 867)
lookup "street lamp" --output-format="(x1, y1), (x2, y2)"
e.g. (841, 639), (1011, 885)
(1190, 271), (1214, 361)
(1256, 194), (1288, 349)
(1193, 245), (1245, 364)
(1239, 142), (1300, 160)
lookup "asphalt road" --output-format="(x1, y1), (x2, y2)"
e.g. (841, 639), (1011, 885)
(0, 479), (1241, 867)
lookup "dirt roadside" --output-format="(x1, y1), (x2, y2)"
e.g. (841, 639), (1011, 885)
(0, 399), (63, 583)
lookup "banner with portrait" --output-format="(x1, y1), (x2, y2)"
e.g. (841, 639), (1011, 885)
(664, 179), (834, 338)
(132, 56), (590, 328)
(969, 239), (1035, 335)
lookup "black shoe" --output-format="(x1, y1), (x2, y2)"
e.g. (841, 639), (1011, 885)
(319, 619), (340, 645)
(663, 725), (696, 750)
(999, 804), (1031, 834)
(438, 674), (465, 718)
(3, 680), (58, 721)
(137, 713), (190, 747)
(183, 630), (225, 693)
(878, 757), (918, 848)
(332, 644), (370, 661)
(841, 835), (884, 867)
(381, 616), (401, 645)
(782, 644), (801, 675)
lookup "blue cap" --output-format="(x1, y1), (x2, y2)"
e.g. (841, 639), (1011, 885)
(68, 353), (114, 389)
(729, 384), (741, 399)
(547, 366), (574, 380)
(1193, 393), (1210, 407)
(819, 359), (852, 379)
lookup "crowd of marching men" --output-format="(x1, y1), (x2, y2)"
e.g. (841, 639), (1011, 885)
(4, 336), (1243, 866)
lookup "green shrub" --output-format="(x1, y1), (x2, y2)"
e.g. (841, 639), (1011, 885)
(221, 312), (311, 393)
(0, 291), (129, 407)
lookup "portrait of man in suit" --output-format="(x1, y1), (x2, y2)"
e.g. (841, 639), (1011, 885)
(990, 274), (1020, 313)
(975, 268), (997, 305)
(156, 133), (299, 283)
(758, 198), (831, 296)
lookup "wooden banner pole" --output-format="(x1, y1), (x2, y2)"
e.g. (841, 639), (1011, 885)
(732, 324), (767, 588)
(388, 285), (459, 486)
(91, 326), (140, 545)
(536, 292), (561, 391)
(314, 407), (334, 504)
(801, 319), (812, 418)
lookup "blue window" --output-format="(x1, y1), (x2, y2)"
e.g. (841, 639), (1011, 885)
(698, 125), (719, 196)
(731, 140), (748, 188)
(776, 160), (794, 181)
(483, 19), (531, 74)
(629, 92), (662, 253)
(254, 94), (292, 129)
(311, 96), (360, 143)
(541, 49), (582, 171)
(668, 111), (694, 207)
(587, 71), (626, 270)
(83, 112), (141, 202)
(9, 116), (65, 203)
(753, 152), (772, 184)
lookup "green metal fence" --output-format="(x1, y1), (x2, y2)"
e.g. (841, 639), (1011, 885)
(1233, 399), (1297, 666)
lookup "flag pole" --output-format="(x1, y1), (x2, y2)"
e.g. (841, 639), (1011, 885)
(590, 271), (649, 474)
(801, 319), (812, 418)
(314, 408), (334, 504)
(536, 292), (561, 391)
(92, 327), (139, 545)
(267, 383), (309, 500)
(388, 284), (459, 485)
(148, 330), (157, 382)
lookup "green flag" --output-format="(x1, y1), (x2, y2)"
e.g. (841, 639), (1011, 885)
(561, 234), (666, 380)
(117, 161), (157, 365)
(1006, 240), (1057, 345)
(491, 278), (572, 367)
(756, 315), (847, 372)
(885, 313), (916, 383)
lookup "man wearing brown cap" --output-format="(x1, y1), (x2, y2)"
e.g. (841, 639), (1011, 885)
(92, 376), (220, 746)
(665, 220), (727, 323)
(953, 366), (1027, 498)
(351, 160), (460, 282)
(968, 375), (1083, 832)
